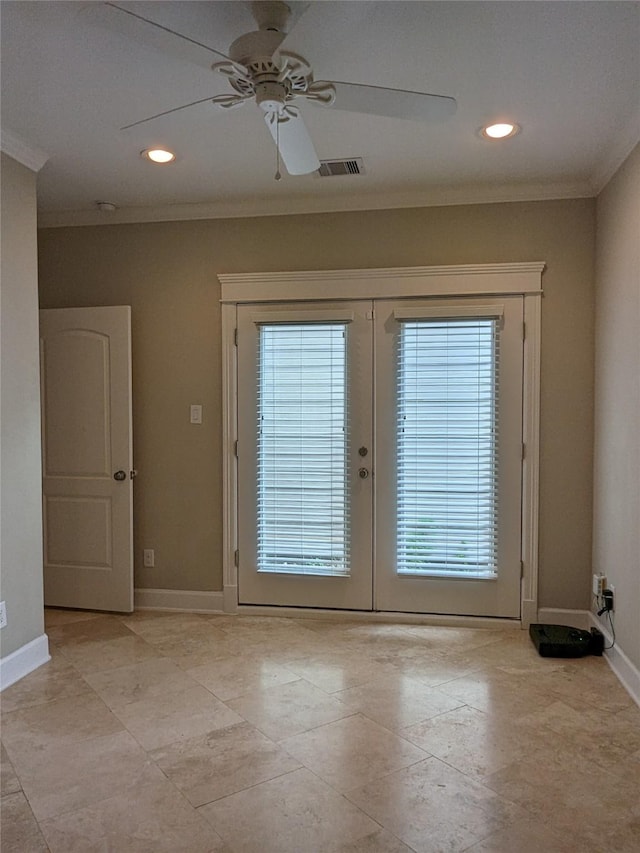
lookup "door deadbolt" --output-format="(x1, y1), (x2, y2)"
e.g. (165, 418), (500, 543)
(358, 446), (368, 457)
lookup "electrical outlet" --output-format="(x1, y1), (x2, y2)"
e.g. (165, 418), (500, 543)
(0, 601), (7, 629)
(143, 549), (155, 568)
(593, 574), (607, 596)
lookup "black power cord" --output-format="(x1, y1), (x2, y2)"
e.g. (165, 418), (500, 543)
(603, 608), (616, 650)
(594, 590), (616, 650)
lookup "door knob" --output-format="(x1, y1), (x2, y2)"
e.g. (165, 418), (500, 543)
(113, 470), (127, 481)
(358, 467), (369, 479)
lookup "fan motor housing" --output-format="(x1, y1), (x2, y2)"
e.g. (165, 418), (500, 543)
(229, 29), (284, 65)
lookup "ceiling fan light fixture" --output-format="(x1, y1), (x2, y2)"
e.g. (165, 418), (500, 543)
(482, 122), (520, 140)
(255, 81), (287, 113)
(141, 148), (176, 164)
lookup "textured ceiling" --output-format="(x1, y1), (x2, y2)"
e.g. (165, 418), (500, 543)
(2, 1), (639, 225)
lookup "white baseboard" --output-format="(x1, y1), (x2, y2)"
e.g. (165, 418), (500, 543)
(536, 608), (593, 630)
(0, 634), (51, 691)
(589, 612), (640, 708)
(134, 588), (224, 614)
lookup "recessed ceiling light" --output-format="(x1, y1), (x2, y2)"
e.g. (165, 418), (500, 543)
(482, 123), (520, 140)
(141, 148), (176, 164)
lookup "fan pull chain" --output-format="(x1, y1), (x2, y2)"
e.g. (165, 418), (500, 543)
(275, 114), (282, 181)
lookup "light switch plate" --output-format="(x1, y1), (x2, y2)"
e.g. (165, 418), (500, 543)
(190, 404), (202, 424)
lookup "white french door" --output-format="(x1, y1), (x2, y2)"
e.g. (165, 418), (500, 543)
(374, 298), (523, 617)
(237, 295), (524, 617)
(237, 302), (373, 609)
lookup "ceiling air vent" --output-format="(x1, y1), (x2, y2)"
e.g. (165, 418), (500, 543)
(317, 158), (365, 177)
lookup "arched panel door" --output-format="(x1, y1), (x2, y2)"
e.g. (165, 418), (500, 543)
(40, 306), (133, 612)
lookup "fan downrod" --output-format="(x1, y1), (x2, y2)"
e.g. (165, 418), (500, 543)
(250, 1), (292, 33)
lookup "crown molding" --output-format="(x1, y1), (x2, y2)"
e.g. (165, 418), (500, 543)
(590, 113), (640, 195)
(1, 129), (49, 173)
(36, 180), (594, 228)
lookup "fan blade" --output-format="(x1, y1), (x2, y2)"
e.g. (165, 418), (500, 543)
(320, 81), (457, 122)
(120, 96), (217, 130)
(264, 109), (320, 175)
(82, 2), (235, 70)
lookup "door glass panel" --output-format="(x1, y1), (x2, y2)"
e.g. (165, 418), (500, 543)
(396, 318), (499, 578)
(257, 323), (350, 576)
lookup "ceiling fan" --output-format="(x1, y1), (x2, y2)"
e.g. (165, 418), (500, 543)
(91, 1), (457, 176)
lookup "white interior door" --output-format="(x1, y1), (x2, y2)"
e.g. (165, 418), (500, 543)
(236, 296), (524, 617)
(40, 306), (133, 612)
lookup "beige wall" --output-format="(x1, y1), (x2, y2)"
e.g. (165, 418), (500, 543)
(0, 152), (45, 657)
(38, 198), (596, 609)
(593, 143), (640, 669)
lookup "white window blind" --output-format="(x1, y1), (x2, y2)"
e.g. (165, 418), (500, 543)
(397, 318), (500, 578)
(257, 323), (350, 576)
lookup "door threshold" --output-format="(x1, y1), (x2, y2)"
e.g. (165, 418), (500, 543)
(237, 605), (522, 630)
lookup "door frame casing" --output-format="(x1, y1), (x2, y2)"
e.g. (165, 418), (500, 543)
(220, 263), (544, 626)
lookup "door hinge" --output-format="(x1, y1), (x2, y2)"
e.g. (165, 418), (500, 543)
(366, 309), (375, 321)
(523, 321), (526, 340)
(520, 560), (525, 578)
(521, 442), (526, 461)
(234, 440), (238, 457)
(234, 328), (238, 346)
(234, 550), (239, 567)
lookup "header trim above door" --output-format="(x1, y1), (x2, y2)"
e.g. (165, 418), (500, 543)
(219, 263), (546, 304)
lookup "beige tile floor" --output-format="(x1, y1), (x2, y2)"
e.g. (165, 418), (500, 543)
(1, 609), (639, 852)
